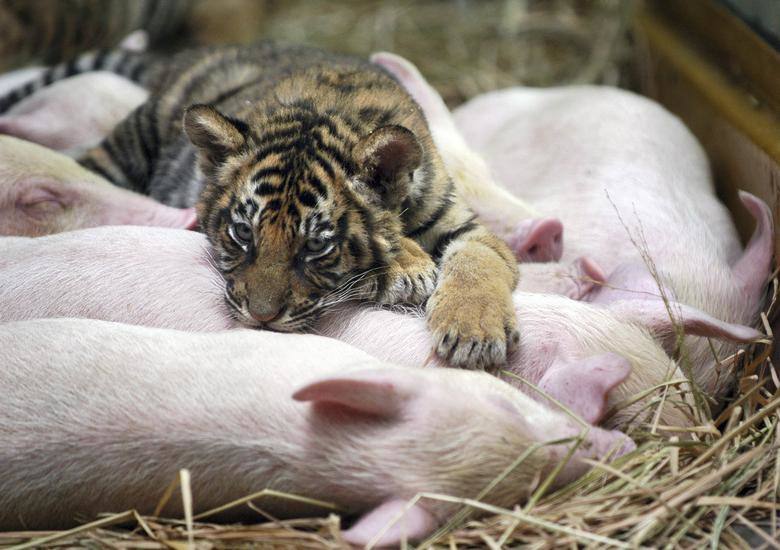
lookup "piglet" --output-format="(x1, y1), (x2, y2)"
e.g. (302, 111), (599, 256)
(319, 288), (760, 432)
(452, 86), (775, 402)
(0, 71), (148, 156)
(0, 136), (196, 236)
(0, 31), (148, 154)
(0, 317), (633, 547)
(0, 226), (228, 328)
(0, 226), (761, 431)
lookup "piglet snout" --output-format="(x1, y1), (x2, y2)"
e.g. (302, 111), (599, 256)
(511, 217), (564, 262)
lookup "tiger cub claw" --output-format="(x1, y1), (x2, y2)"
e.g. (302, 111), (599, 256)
(427, 284), (518, 369)
(378, 237), (438, 306)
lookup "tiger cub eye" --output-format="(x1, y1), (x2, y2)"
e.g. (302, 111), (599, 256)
(306, 236), (327, 252)
(229, 222), (254, 248)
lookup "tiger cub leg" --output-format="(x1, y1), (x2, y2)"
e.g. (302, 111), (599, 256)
(427, 228), (519, 369)
(377, 237), (438, 306)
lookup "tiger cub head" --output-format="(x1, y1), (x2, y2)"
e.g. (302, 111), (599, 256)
(183, 103), (422, 331)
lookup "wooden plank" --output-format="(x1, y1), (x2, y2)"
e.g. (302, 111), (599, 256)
(634, 3), (780, 260)
(651, 0), (780, 112)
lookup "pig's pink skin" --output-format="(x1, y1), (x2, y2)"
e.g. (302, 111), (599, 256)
(318, 291), (699, 430)
(513, 256), (603, 299)
(0, 317), (633, 540)
(511, 217), (564, 262)
(0, 136), (197, 236)
(342, 498), (438, 547)
(538, 353), (631, 425)
(0, 71), (148, 156)
(454, 86), (739, 273)
(454, 86), (774, 400)
(0, 226), (234, 330)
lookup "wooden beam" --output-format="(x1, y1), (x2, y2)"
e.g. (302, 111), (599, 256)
(634, 2), (780, 260)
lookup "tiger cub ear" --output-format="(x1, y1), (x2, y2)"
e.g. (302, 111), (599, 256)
(183, 104), (248, 168)
(355, 125), (422, 210)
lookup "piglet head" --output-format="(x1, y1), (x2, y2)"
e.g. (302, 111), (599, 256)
(294, 366), (634, 547)
(2, 176), (198, 236)
(0, 136), (198, 236)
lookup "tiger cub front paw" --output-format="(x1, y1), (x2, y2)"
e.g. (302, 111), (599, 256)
(426, 282), (519, 369)
(378, 237), (438, 306)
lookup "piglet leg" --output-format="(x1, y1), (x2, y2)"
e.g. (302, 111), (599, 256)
(343, 499), (438, 548)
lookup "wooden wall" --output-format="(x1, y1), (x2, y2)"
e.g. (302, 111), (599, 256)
(634, 0), (780, 263)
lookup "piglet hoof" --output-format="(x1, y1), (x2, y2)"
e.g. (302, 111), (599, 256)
(343, 499), (438, 547)
(510, 218), (563, 263)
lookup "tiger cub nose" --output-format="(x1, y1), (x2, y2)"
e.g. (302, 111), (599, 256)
(249, 306), (282, 324)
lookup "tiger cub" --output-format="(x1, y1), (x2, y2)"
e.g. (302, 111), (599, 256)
(2, 42), (520, 369)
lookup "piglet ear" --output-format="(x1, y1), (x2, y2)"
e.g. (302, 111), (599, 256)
(355, 125), (422, 210)
(371, 52), (454, 131)
(732, 191), (774, 305)
(292, 368), (417, 418)
(610, 299), (764, 353)
(538, 353), (631, 424)
(342, 498), (438, 547)
(183, 105), (248, 169)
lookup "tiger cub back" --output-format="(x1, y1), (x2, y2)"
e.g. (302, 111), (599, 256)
(78, 41), (520, 369)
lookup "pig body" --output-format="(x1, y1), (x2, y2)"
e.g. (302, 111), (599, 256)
(452, 86), (774, 399)
(0, 317), (633, 546)
(0, 136), (197, 236)
(3, 226), (760, 431)
(0, 71), (148, 156)
(454, 86), (738, 272)
(0, 227), (233, 330)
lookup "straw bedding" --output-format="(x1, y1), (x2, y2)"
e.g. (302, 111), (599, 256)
(2, 1), (778, 548)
